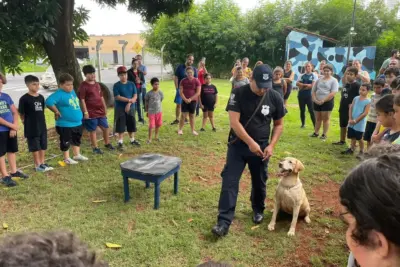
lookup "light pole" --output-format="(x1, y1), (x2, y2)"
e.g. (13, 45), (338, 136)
(161, 44), (166, 81)
(346, 0), (357, 66)
(118, 40), (128, 66)
(96, 39), (104, 82)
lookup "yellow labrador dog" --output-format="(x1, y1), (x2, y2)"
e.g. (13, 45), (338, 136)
(268, 157), (311, 236)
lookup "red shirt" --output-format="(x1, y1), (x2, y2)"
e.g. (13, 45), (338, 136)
(180, 78), (201, 100)
(198, 68), (206, 85)
(78, 81), (105, 118)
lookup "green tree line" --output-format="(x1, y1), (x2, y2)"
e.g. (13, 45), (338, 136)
(145, 0), (400, 77)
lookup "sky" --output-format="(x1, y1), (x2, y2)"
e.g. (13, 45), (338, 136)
(75, 0), (260, 35)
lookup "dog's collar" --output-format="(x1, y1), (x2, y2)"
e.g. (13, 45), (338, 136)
(282, 181), (302, 190)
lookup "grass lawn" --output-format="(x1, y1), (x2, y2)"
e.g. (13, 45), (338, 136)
(17, 62), (48, 73)
(0, 79), (357, 267)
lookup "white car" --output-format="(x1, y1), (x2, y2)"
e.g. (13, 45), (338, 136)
(40, 66), (85, 90)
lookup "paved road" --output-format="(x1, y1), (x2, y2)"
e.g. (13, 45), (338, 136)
(3, 65), (173, 106)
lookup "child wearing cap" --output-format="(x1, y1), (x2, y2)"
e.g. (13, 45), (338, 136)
(46, 73), (88, 165)
(0, 72), (29, 187)
(145, 77), (164, 143)
(78, 65), (114, 154)
(113, 66), (140, 151)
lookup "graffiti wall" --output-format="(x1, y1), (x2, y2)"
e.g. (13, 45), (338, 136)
(286, 30), (376, 83)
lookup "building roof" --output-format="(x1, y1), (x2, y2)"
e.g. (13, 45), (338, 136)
(284, 26), (339, 44)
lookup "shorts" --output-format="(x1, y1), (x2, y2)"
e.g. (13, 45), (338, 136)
(347, 127), (364, 141)
(202, 103), (215, 112)
(313, 99), (334, 112)
(27, 132), (48, 152)
(0, 131), (18, 157)
(181, 101), (197, 114)
(114, 108), (137, 133)
(148, 112), (163, 129)
(83, 117), (109, 132)
(339, 110), (349, 128)
(363, 121), (377, 142)
(174, 88), (182, 105)
(56, 126), (83, 151)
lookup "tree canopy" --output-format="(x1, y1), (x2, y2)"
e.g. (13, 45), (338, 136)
(146, 0), (400, 77)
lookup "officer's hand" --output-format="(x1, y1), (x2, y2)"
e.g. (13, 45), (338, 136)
(249, 141), (263, 157)
(263, 145), (274, 161)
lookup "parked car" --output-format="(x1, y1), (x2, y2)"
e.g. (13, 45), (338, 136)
(40, 66), (58, 90)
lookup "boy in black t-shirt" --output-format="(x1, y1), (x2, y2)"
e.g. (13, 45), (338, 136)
(333, 67), (360, 145)
(199, 73), (218, 131)
(18, 75), (53, 172)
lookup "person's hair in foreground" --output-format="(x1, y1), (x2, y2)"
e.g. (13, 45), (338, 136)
(0, 231), (108, 267)
(340, 145), (400, 267)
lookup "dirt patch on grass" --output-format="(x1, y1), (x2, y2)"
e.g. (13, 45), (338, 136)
(0, 198), (15, 215)
(310, 180), (341, 216)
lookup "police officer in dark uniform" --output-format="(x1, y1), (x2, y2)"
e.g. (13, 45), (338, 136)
(212, 64), (285, 237)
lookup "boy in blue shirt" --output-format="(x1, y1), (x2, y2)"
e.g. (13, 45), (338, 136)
(113, 66), (140, 151)
(0, 73), (29, 187)
(342, 84), (371, 156)
(46, 73), (88, 165)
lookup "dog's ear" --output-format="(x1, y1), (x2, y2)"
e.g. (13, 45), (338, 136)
(293, 160), (305, 173)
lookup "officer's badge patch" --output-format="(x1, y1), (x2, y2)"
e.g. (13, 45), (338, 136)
(261, 105), (270, 116)
(229, 94), (236, 105)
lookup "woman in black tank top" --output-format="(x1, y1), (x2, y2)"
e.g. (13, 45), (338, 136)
(272, 67), (287, 99)
(283, 61), (294, 106)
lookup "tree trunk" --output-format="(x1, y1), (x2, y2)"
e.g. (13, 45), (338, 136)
(42, 0), (82, 90)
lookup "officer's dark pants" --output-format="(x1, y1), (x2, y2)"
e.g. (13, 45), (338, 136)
(217, 141), (269, 227)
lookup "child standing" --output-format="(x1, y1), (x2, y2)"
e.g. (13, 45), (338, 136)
(0, 73), (29, 187)
(333, 67), (360, 145)
(272, 67), (287, 99)
(199, 73), (218, 132)
(46, 74), (88, 165)
(363, 79), (389, 149)
(231, 67), (250, 89)
(78, 65), (114, 154)
(384, 67), (399, 89)
(18, 75), (53, 172)
(341, 84), (371, 156)
(375, 94), (400, 143)
(113, 66), (140, 151)
(145, 78), (164, 143)
(392, 94), (400, 144)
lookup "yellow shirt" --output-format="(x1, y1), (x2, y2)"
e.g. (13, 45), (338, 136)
(231, 67), (252, 78)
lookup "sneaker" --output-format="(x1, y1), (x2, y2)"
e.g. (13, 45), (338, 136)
(35, 165), (46, 172)
(73, 154), (89, 161)
(200, 128), (205, 132)
(93, 147), (104, 154)
(332, 141), (346, 145)
(40, 164), (53, 172)
(212, 128), (217, 132)
(192, 131), (199, 136)
(147, 140), (151, 144)
(130, 140), (141, 146)
(155, 138), (161, 142)
(300, 125), (305, 129)
(170, 120), (179, 125)
(105, 143), (115, 150)
(11, 170), (29, 179)
(1, 176), (17, 187)
(341, 148), (354, 155)
(64, 158), (79, 165)
(310, 133), (319, 138)
(117, 143), (124, 151)
(320, 134), (327, 140)
(178, 130), (183, 135)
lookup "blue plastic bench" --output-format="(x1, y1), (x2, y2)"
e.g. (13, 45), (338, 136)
(120, 154), (182, 209)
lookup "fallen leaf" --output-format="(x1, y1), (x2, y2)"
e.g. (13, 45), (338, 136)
(187, 218), (193, 223)
(118, 154), (123, 159)
(3, 223), (8, 229)
(251, 225), (260, 230)
(324, 229), (330, 234)
(58, 161), (66, 167)
(105, 242), (122, 249)
(172, 219), (179, 227)
(92, 200), (107, 203)
(198, 176), (207, 181)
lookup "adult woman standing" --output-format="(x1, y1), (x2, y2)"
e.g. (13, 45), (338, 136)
(340, 149), (400, 267)
(296, 62), (318, 128)
(128, 58), (145, 123)
(283, 61), (294, 106)
(310, 64), (339, 140)
(343, 60), (370, 85)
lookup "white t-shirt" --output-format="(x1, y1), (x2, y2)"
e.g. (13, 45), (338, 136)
(312, 76), (339, 101)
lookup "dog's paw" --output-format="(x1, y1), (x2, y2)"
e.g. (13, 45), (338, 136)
(268, 223), (275, 231)
(287, 228), (296, 236)
(305, 216), (311, 224)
